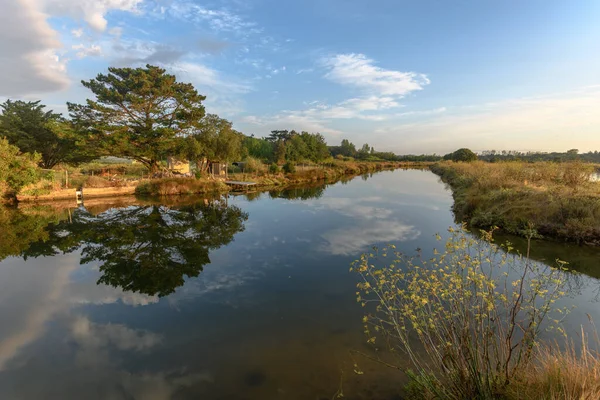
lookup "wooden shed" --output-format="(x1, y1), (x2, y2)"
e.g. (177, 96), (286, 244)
(210, 162), (227, 176)
(167, 157), (191, 174)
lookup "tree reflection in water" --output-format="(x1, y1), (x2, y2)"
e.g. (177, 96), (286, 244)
(9, 199), (248, 297)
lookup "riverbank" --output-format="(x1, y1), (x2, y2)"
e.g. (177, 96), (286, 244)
(431, 161), (600, 245)
(14, 161), (427, 202)
(136, 160), (426, 196)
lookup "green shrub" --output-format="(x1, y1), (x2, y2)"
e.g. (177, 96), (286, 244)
(443, 148), (478, 162)
(245, 156), (267, 173)
(269, 163), (279, 174)
(282, 161), (296, 174)
(0, 137), (41, 197)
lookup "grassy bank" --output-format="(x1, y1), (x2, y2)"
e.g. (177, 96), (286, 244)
(431, 161), (600, 244)
(135, 178), (229, 196)
(135, 160), (426, 196)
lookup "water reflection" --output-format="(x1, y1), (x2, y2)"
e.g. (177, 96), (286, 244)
(5, 199), (248, 297)
(0, 206), (68, 260)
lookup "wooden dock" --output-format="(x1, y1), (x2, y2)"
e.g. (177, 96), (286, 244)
(225, 181), (257, 191)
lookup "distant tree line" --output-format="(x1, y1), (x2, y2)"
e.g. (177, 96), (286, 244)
(477, 149), (600, 163)
(327, 138), (442, 162)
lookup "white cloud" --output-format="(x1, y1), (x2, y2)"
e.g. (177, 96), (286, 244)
(393, 106), (447, 118)
(72, 43), (102, 59)
(108, 26), (123, 37)
(172, 62), (252, 116)
(241, 95), (402, 135)
(323, 53), (430, 97)
(164, 1), (259, 36)
(241, 112), (343, 135)
(0, 0), (69, 97)
(173, 62), (251, 95)
(71, 27), (84, 37)
(42, 0), (142, 31)
(242, 54), (430, 134)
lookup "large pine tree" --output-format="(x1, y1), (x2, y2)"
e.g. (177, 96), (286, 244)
(68, 65), (206, 172)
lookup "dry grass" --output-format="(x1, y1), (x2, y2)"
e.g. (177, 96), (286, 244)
(135, 177), (229, 196)
(436, 161), (597, 192)
(508, 326), (600, 400)
(431, 161), (600, 244)
(82, 176), (116, 188)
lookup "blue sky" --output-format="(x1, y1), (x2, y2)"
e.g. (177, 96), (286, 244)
(2, 0), (599, 153)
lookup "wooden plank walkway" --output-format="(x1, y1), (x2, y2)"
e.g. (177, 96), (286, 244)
(225, 181), (257, 186)
(225, 181), (257, 191)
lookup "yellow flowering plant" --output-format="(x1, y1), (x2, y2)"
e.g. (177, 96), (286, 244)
(351, 225), (570, 399)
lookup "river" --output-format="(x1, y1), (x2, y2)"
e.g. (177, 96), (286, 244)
(0, 169), (599, 399)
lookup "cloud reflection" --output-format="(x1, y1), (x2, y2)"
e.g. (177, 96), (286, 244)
(303, 195), (420, 255)
(320, 221), (420, 255)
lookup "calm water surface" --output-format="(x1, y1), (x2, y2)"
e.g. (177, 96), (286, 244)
(0, 170), (599, 400)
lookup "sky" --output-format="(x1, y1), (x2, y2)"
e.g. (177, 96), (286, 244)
(1, 0), (599, 154)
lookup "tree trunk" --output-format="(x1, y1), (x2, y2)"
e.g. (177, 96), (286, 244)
(196, 158), (209, 174)
(149, 160), (160, 174)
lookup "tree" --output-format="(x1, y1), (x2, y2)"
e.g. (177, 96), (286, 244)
(68, 65), (206, 173)
(181, 114), (244, 172)
(243, 136), (274, 160)
(300, 132), (330, 163)
(285, 133), (308, 162)
(340, 139), (357, 157)
(444, 148), (478, 162)
(0, 100), (90, 169)
(274, 140), (286, 164)
(0, 137), (40, 197)
(357, 143), (372, 159)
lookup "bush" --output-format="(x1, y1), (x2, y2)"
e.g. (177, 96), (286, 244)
(244, 157), (267, 174)
(352, 227), (569, 399)
(282, 161), (296, 174)
(0, 137), (40, 197)
(269, 163), (279, 174)
(444, 148), (478, 162)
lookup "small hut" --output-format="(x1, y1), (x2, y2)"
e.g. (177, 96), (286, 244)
(167, 157), (191, 174)
(210, 162), (227, 176)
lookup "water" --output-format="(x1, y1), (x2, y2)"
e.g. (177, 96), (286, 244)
(0, 170), (599, 400)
